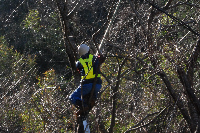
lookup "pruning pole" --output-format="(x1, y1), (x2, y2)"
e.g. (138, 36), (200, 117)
(78, 1), (121, 132)
(91, 0), (121, 104)
(96, 0), (122, 56)
(90, 0), (122, 112)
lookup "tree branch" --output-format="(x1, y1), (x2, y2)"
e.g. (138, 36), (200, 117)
(55, 0), (80, 84)
(169, 1), (200, 9)
(146, 0), (200, 37)
(162, 0), (173, 10)
(177, 66), (200, 116)
(125, 107), (168, 133)
(109, 58), (126, 133)
(187, 39), (200, 86)
(100, 71), (112, 85)
(157, 70), (195, 132)
(67, 1), (80, 17)
(55, 0), (77, 55)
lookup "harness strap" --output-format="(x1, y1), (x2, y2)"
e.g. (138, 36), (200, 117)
(79, 54), (101, 79)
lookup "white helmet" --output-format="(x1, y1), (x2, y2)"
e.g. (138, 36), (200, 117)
(78, 44), (90, 56)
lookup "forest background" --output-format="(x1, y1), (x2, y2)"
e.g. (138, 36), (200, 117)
(0, 0), (200, 132)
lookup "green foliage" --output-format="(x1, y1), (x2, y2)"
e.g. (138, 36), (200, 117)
(17, 68), (75, 132)
(0, 36), (37, 132)
(0, 36), (15, 75)
(161, 13), (176, 25)
(22, 9), (68, 75)
(22, 9), (40, 31)
(0, 36), (36, 83)
(37, 69), (56, 87)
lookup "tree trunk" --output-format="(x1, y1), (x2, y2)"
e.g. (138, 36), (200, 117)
(55, 0), (80, 85)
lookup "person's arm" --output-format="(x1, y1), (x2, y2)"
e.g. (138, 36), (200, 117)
(76, 61), (83, 74)
(93, 55), (104, 74)
(98, 54), (106, 64)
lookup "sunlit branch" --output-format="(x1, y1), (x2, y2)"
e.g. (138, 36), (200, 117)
(96, 0), (122, 55)
(67, 1), (80, 17)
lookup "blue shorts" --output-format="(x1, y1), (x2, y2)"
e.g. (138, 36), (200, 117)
(69, 83), (102, 106)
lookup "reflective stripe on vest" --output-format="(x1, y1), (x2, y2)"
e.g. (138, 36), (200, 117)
(79, 54), (101, 79)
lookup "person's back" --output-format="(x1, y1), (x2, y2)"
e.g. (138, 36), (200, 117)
(77, 52), (102, 85)
(69, 44), (103, 116)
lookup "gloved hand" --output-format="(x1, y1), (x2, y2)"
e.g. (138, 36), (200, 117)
(98, 54), (106, 64)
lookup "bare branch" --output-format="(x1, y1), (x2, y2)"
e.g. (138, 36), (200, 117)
(125, 107), (168, 133)
(109, 58), (127, 133)
(55, 0), (80, 84)
(169, 1), (200, 9)
(162, 0), (173, 10)
(157, 70), (195, 132)
(177, 66), (200, 116)
(187, 39), (200, 86)
(67, 1), (80, 17)
(127, 0), (147, 37)
(100, 71), (112, 85)
(146, 0), (200, 37)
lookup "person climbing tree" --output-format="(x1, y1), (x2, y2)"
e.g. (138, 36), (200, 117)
(69, 44), (105, 118)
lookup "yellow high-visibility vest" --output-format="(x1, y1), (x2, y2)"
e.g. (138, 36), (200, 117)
(79, 54), (101, 79)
